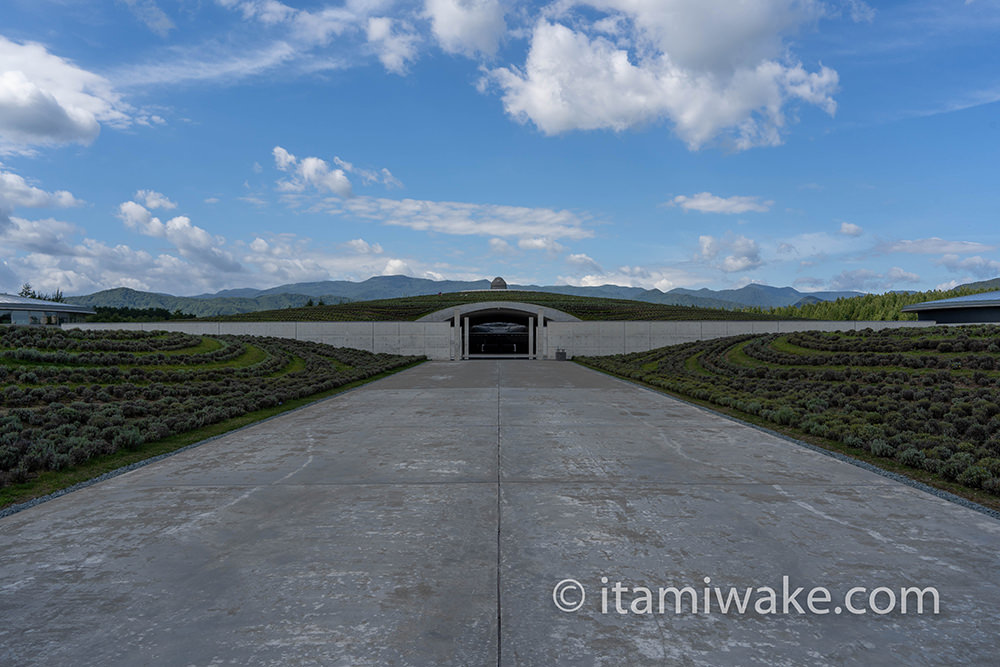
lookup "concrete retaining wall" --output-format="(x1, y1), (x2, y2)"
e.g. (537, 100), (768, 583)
(65, 319), (936, 361)
(543, 320), (935, 359)
(65, 321), (455, 360)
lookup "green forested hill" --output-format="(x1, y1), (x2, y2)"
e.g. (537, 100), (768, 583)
(741, 285), (1000, 321)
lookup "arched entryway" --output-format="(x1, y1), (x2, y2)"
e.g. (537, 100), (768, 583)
(416, 300), (580, 360)
(466, 308), (532, 357)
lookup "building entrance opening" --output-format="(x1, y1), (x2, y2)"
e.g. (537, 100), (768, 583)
(469, 313), (530, 355)
(467, 313), (531, 355)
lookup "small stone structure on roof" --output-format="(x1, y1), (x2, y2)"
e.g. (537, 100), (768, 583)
(490, 277), (508, 290)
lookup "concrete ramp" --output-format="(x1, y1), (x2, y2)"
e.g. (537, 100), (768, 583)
(2, 361), (999, 665)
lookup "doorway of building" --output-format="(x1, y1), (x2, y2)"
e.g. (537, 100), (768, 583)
(466, 312), (533, 357)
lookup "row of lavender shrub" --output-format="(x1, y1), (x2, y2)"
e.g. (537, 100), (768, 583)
(0, 328), (420, 486)
(577, 326), (1000, 495)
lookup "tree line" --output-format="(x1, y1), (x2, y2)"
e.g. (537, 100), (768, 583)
(739, 285), (998, 321)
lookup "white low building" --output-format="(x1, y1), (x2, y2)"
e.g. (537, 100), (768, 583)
(0, 294), (95, 325)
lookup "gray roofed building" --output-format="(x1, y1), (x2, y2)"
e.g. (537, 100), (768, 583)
(901, 290), (1000, 323)
(0, 293), (95, 325)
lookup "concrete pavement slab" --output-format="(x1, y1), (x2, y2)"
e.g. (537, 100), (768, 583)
(2, 360), (1000, 666)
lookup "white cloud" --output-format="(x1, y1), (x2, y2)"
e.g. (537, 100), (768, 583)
(135, 189), (177, 210)
(345, 238), (384, 254)
(273, 146), (401, 197)
(333, 156), (404, 188)
(111, 0), (843, 154)
(0, 216), (78, 255)
(238, 195), (268, 206)
(839, 221), (863, 236)
(0, 36), (134, 152)
(273, 145), (296, 170)
(485, 6), (839, 150)
(425, 0), (506, 56)
(108, 0), (850, 157)
(117, 200), (160, 236)
(117, 200), (243, 272)
(218, 0), (296, 25)
(273, 146), (352, 197)
(936, 254), (1000, 279)
(560, 264), (701, 292)
(775, 230), (864, 259)
(113, 40), (300, 88)
(887, 266), (920, 283)
(829, 266), (920, 291)
(2, 215), (479, 296)
(843, 0), (876, 23)
(0, 170), (81, 220)
(329, 196), (594, 241)
(518, 237), (564, 253)
(571, 0), (823, 72)
(380, 168), (403, 189)
(488, 237), (514, 255)
(382, 258), (412, 275)
(120, 0), (176, 37)
(0, 215), (242, 295)
(367, 17), (421, 74)
(672, 192), (772, 214)
(210, 0), (448, 80)
(935, 279), (960, 291)
(300, 157), (353, 197)
(240, 231), (479, 287)
(699, 233), (764, 272)
(887, 237), (994, 254)
(566, 252), (603, 274)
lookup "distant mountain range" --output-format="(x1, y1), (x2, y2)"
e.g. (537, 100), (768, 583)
(64, 288), (349, 318)
(62, 276), (867, 317)
(957, 277), (1000, 292)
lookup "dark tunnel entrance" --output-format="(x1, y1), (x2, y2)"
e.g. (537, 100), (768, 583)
(467, 311), (533, 356)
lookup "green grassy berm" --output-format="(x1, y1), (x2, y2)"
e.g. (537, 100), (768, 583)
(207, 290), (789, 322)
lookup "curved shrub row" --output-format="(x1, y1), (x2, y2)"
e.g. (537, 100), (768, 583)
(2, 335), (245, 367)
(786, 326), (1000, 354)
(578, 325), (1000, 496)
(2, 326), (202, 352)
(0, 327), (420, 487)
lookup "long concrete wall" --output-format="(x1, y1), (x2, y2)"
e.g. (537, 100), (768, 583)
(65, 321), (455, 359)
(65, 319), (936, 361)
(543, 320), (935, 358)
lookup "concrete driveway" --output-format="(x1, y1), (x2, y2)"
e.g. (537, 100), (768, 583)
(2, 361), (999, 665)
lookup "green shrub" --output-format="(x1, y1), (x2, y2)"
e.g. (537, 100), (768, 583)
(983, 477), (1000, 494)
(897, 448), (925, 468)
(957, 465), (992, 489)
(975, 457), (1000, 477)
(942, 452), (976, 481)
(869, 439), (895, 457)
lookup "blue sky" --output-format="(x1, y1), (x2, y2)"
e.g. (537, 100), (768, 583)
(1, 0), (998, 297)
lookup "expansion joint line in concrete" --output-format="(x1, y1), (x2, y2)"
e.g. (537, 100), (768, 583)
(495, 360), (503, 667)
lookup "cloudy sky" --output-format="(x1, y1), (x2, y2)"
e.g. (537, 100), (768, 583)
(1, 0), (998, 297)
